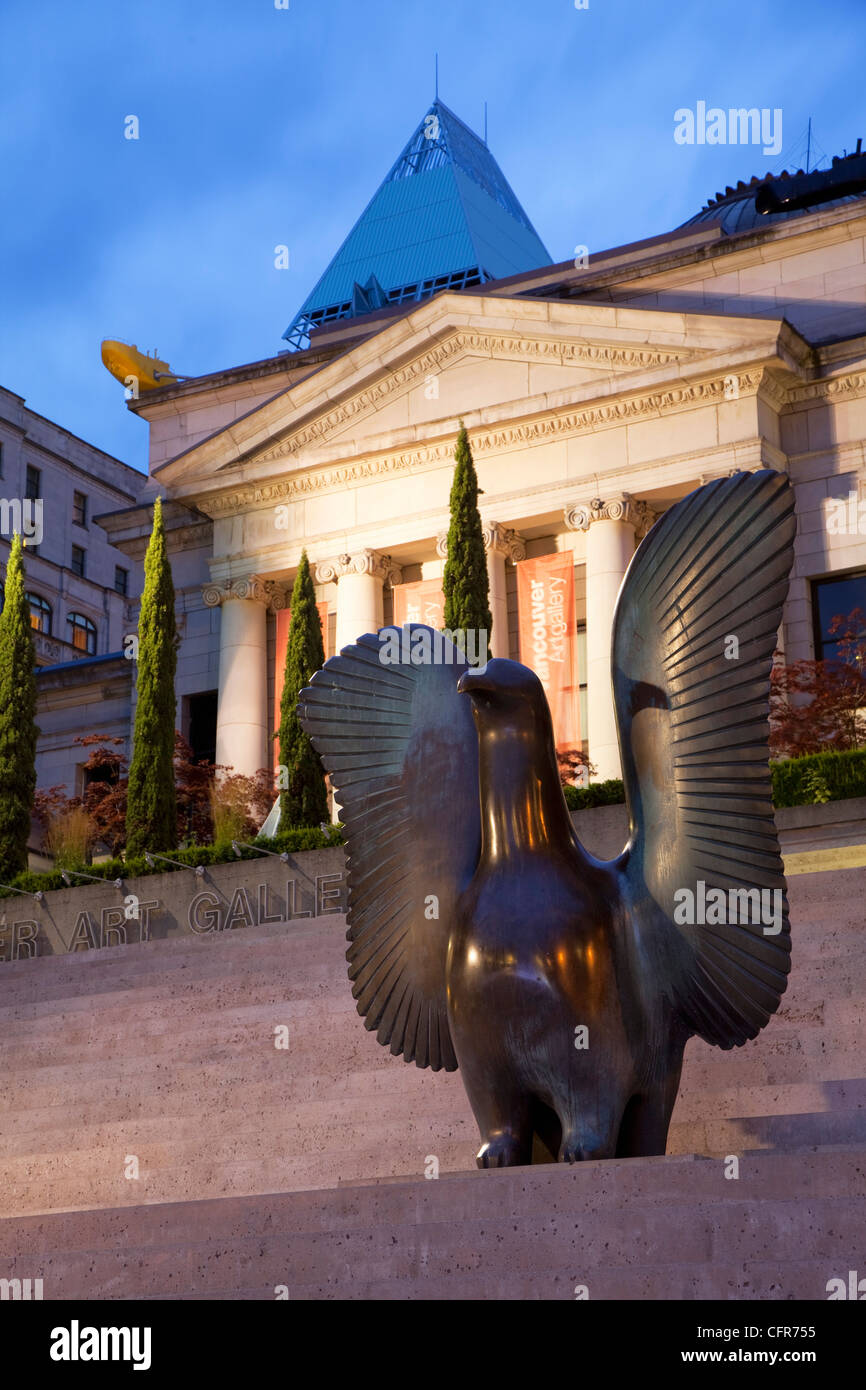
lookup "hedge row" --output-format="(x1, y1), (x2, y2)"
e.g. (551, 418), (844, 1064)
(770, 748), (866, 808)
(1, 825), (344, 900)
(562, 749), (866, 813)
(563, 779), (627, 811)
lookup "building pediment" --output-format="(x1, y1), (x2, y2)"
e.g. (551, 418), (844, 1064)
(155, 292), (806, 499)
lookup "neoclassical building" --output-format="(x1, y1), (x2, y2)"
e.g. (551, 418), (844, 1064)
(97, 103), (866, 787)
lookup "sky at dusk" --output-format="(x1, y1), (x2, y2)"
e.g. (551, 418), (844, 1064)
(1, 0), (865, 473)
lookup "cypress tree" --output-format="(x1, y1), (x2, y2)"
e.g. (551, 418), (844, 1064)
(125, 497), (178, 855)
(0, 534), (38, 879)
(279, 550), (328, 827)
(442, 422), (492, 661)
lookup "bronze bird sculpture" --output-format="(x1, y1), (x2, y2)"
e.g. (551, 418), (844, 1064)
(298, 470), (796, 1165)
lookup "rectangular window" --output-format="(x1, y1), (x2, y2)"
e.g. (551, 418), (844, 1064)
(25, 465), (40, 502)
(70, 544), (86, 578)
(72, 490), (88, 526)
(0, 440), (4, 476)
(185, 691), (218, 765)
(114, 565), (129, 596)
(812, 572), (866, 664)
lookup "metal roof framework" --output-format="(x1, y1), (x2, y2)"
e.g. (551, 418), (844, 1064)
(282, 99), (551, 351)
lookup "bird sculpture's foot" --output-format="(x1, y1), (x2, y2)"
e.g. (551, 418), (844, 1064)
(476, 1133), (526, 1169)
(559, 1130), (611, 1164)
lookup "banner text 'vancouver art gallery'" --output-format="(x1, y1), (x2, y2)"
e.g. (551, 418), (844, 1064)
(516, 553), (580, 752)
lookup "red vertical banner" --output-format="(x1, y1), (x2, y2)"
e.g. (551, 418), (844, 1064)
(516, 553), (580, 751)
(392, 578), (445, 629)
(273, 602), (329, 768)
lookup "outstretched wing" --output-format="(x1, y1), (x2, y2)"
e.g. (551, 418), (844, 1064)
(298, 626), (479, 1070)
(611, 470), (796, 1047)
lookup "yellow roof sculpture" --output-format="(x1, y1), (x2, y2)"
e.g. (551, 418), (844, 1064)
(101, 340), (183, 392)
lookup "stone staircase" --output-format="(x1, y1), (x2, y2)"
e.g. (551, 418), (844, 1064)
(0, 865), (863, 1298)
(2, 1148), (863, 1300)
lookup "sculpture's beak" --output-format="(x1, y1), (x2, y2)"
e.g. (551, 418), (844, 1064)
(457, 668), (494, 696)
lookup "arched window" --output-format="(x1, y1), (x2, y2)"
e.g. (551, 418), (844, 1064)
(26, 591), (52, 635)
(67, 612), (97, 655)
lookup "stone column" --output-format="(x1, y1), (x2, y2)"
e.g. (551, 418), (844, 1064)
(436, 523), (525, 660)
(484, 524), (525, 660)
(204, 575), (285, 777)
(565, 495), (656, 781)
(316, 549), (402, 653)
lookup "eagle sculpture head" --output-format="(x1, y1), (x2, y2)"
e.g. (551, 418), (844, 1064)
(458, 658), (554, 745)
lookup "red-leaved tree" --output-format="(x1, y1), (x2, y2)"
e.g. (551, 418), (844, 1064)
(770, 608), (866, 758)
(34, 734), (276, 857)
(556, 747), (598, 788)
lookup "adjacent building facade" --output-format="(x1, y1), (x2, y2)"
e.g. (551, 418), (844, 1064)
(0, 386), (142, 800)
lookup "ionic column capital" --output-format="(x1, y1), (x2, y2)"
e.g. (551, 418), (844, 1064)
(564, 493), (657, 540)
(315, 549), (402, 586)
(436, 523), (526, 563)
(202, 574), (288, 611)
(482, 522), (526, 563)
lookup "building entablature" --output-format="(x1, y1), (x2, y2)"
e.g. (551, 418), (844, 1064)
(151, 294), (808, 495)
(197, 434), (784, 595)
(168, 369), (807, 537)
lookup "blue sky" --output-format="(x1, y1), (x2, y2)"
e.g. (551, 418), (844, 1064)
(1, 0), (864, 473)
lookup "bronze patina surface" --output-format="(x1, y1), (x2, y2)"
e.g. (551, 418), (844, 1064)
(299, 470), (796, 1165)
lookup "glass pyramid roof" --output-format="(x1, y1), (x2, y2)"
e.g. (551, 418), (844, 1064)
(282, 100), (551, 350)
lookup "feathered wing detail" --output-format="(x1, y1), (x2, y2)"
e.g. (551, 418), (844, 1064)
(298, 626), (480, 1070)
(611, 470), (796, 1047)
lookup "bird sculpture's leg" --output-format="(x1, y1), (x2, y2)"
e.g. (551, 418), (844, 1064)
(615, 1058), (683, 1158)
(545, 1058), (628, 1163)
(473, 1093), (533, 1169)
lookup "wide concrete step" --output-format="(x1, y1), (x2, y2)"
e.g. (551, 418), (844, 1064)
(2, 936), (859, 1020)
(3, 1004), (859, 1083)
(2, 1148), (864, 1300)
(1, 1050), (856, 1125)
(5, 1059), (862, 1133)
(3, 1108), (861, 1215)
(4, 1071), (866, 1169)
